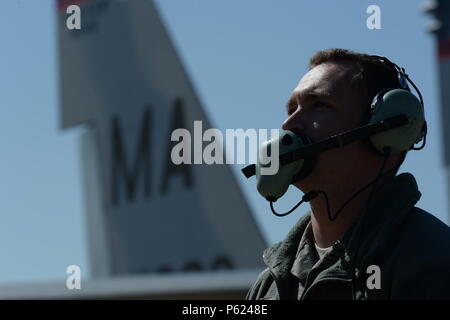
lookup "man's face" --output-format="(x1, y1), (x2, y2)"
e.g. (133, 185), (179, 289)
(282, 62), (370, 189)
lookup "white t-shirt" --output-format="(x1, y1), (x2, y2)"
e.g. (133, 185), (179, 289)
(314, 243), (333, 260)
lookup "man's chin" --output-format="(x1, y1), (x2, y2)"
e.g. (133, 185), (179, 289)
(292, 178), (313, 193)
(292, 167), (323, 193)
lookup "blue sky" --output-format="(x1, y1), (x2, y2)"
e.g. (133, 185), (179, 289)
(0, 0), (448, 284)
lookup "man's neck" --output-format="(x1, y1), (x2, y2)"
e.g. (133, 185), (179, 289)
(309, 174), (394, 248)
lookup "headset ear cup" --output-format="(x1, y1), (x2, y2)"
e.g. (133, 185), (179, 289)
(368, 89), (425, 155)
(363, 89), (392, 155)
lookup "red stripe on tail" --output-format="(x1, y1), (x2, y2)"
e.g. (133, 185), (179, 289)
(57, 0), (92, 12)
(438, 38), (450, 61)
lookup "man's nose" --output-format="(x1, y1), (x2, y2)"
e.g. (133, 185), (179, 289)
(281, 107), (306, 132)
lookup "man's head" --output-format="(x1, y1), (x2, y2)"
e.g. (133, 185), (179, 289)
(282, 48), (406, 192)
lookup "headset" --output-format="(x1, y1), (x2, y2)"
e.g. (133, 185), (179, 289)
(241, 55), (427, 219)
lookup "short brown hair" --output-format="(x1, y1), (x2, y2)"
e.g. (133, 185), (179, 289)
(309, 48), (402, 122)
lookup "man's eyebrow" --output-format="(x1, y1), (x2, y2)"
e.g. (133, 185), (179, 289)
(285, 95), (297, 112)
(285, 90), (334, 112)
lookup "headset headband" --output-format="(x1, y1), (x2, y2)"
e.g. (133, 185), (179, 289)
(370, 55), (424, 107)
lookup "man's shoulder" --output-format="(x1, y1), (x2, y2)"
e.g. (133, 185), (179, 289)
(403, 207), (450, 250)
(245, 267), (276, 300)
(387, 207), (450, 299)
(391, 206), (450, 270)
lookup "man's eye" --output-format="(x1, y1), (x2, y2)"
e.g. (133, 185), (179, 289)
(288, 106), (297, 115)
(314, 101), (328, 108)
